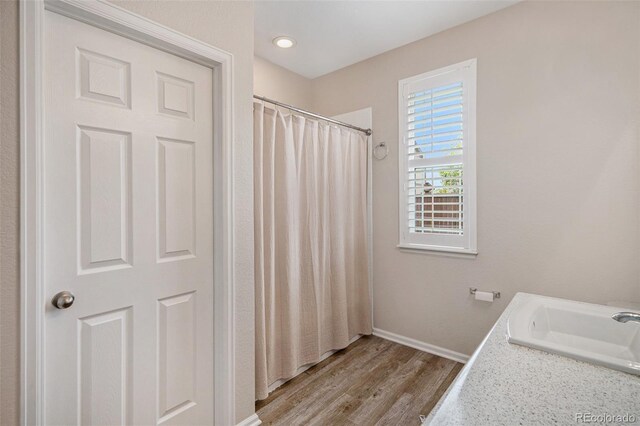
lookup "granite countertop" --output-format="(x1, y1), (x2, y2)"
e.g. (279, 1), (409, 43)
(425, 293), (640, 426)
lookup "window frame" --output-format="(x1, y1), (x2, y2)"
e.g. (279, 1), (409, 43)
(397, 59), (477, 255)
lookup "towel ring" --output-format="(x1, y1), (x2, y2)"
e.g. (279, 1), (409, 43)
(373, 142), (388, 160)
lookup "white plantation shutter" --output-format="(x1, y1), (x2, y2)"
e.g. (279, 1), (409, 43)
(398, 59), (477, 253)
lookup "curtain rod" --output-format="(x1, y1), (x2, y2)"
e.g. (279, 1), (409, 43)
(253, 95), (372, 136)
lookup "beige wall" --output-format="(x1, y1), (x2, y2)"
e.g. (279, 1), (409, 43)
(311, 1), (640, 355)
(1, 1), (20, 425)
(0, 0), (256, 423)
(254, 56), (313, 110)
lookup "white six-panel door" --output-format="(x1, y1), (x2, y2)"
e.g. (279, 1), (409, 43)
(44, 10), (214, 425)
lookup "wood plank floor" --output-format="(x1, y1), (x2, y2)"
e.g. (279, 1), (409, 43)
(256, 335), (463, 426)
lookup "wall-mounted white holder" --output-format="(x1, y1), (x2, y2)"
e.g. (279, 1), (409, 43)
(470, 287), (500, 301)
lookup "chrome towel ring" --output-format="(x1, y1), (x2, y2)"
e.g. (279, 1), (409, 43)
(373, 142), (388, 160)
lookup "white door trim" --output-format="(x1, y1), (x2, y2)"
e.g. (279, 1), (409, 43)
(20, 1), (236, 424)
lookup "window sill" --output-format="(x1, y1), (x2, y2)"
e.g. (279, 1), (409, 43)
(397, 243), (478, 257)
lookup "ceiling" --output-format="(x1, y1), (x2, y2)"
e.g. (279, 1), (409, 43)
(255, 1), (519, 79)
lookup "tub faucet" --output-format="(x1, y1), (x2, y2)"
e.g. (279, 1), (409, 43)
(611, 312), (640, 324)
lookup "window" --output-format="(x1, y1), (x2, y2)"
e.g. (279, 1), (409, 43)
(398, 59), (477, 254)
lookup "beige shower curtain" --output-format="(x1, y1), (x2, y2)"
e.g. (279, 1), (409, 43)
(254, 102), (372, 400)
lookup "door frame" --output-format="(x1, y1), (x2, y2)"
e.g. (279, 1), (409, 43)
(20, 1), (237, 424)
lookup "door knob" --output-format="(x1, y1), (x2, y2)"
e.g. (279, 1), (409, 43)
(51, 291), (75, 309)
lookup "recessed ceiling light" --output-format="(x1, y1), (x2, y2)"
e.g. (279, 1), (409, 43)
(273, 36), (296, 49)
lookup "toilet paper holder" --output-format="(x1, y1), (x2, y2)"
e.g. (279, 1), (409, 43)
(469, 288), (501, 299)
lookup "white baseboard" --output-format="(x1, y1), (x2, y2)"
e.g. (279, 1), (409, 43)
(373, 328), (469, 364)
(237, 413), (261, 426)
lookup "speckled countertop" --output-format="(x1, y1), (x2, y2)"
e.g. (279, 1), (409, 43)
(425, 293), (640, 426)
